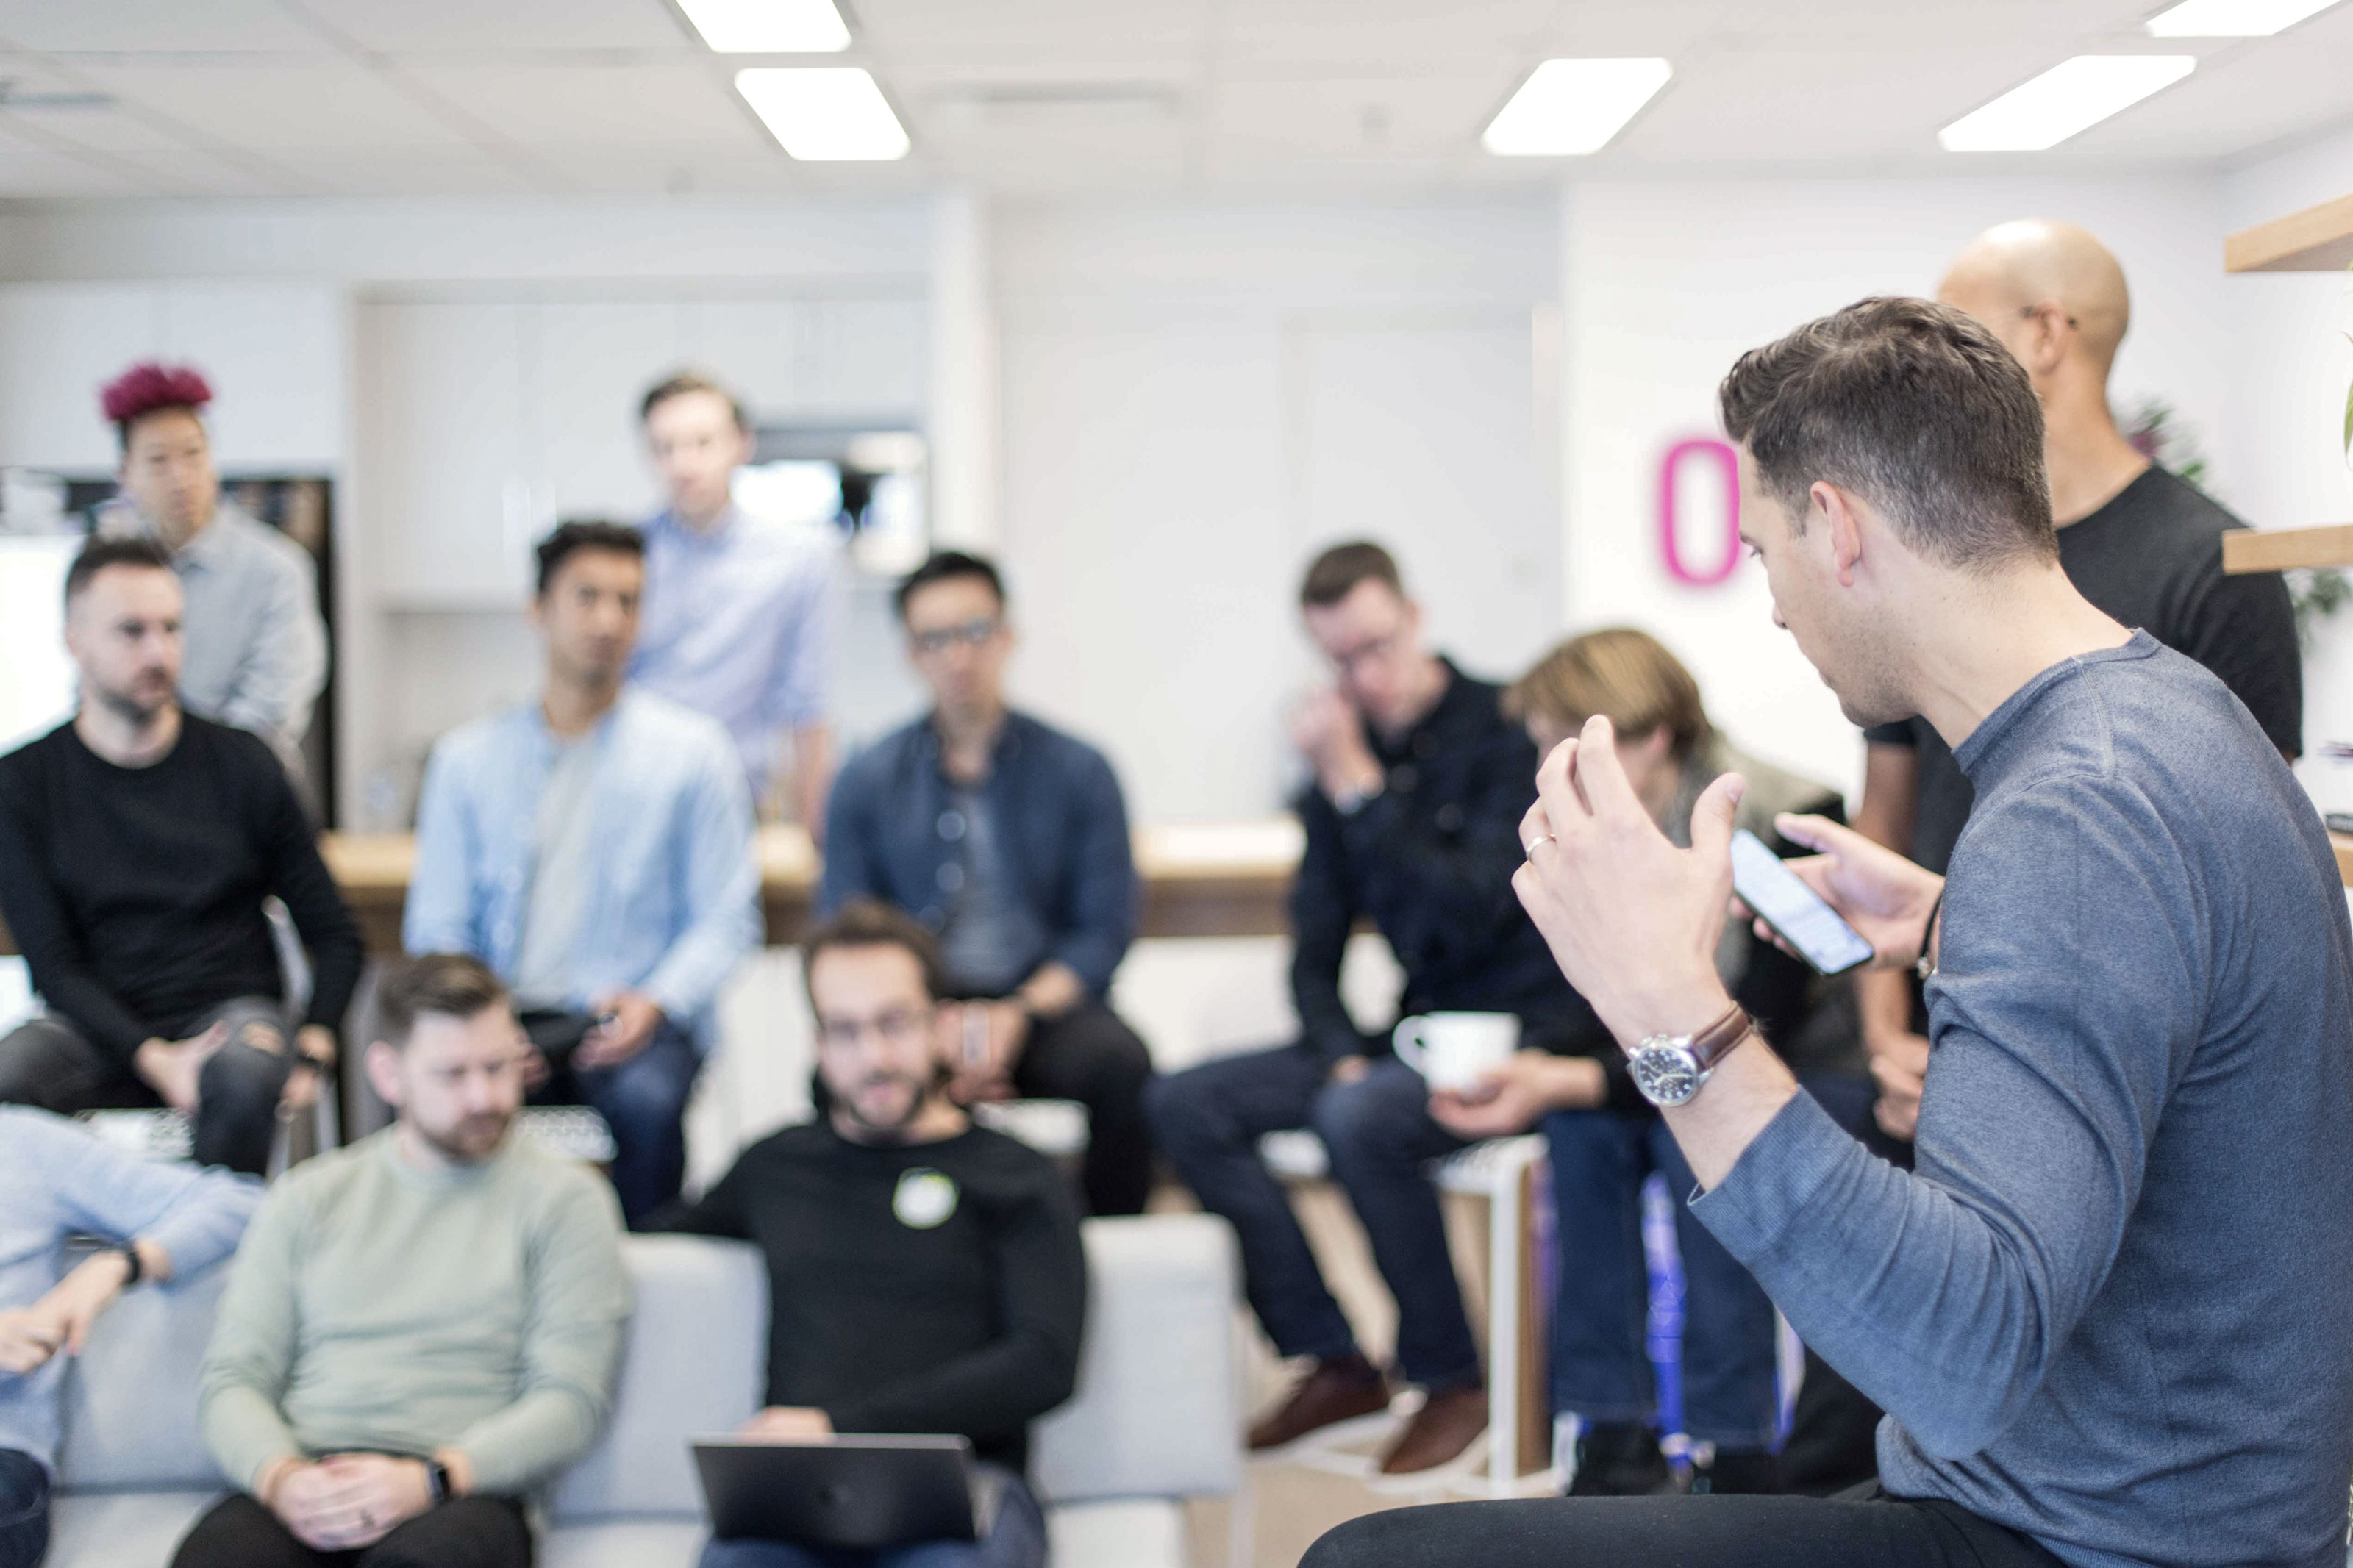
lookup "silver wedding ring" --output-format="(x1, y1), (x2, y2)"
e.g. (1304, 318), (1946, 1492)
(1523, 832), (1556, 859)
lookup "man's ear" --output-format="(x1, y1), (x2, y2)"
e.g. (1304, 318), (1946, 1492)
(1812, 482), (1868, 588)
(363, 1039), (404, 1111)
(2021, 300), (2072, 379)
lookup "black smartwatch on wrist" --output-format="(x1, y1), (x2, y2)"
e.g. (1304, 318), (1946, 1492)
(111, 1244), (143, 1287)
(426, 1458), (453, 1505)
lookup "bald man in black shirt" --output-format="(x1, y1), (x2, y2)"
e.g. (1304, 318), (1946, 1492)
(653, 900), (1084, 1568)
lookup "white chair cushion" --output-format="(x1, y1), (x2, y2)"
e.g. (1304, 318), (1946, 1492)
(56, 1272), (228, 1492)
(1048, 1497), (1190, 1568)
(44, 1489), (218, 1568)
(543, 1519), (711, 1567)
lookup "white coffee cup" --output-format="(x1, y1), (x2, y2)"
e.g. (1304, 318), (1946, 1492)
(1392, 1012), (1520, 1093)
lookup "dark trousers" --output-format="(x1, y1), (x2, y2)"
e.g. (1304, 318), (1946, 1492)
(699, 1470), (1046, 1568)
(1302, 1486), (2065, 1568)
(1146, 1045), (1480, 1391)
(171, 1492), (532, 1568)
(526, 1012), (701, 1228)
(0, 1449), (46, 1568)
(1007, 1004), (1155, 1217)
(0, 999), (293, 1175)
(1543, 1108), (1779, 1449)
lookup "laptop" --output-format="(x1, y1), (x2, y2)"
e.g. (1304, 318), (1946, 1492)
(692, 1434), (1002, 1550)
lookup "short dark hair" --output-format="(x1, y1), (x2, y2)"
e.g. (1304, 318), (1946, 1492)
(640, 370), (749, 432)
(64, 534), (174, 609)
(376, 953), (509, 1047)
(1299, 541), (1403, 609)
(894, 550), (1005, 622)
(535, 519), (644, 596)
(1718, 296), (2055, 572)
(802, 898), (949, 1012)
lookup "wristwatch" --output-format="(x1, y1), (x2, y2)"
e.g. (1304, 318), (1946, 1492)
(426, 1458), (453, 1506)
(1625, 1005), (1753, 1108)
(110, 1244), (143, 1287)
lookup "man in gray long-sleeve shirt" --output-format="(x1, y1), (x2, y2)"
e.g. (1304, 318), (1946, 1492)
(1308, 298), (2353, 1568)
(174, 953), (629, 1568)
(1, 1107), (260, 1568)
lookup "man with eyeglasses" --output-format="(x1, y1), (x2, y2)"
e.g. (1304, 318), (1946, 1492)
(1146, 541), (1610, 1475)
(652, 899), (1083, 1568)
(820, 551), (1155, 1217)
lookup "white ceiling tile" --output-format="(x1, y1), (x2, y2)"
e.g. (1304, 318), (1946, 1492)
(74, 60), (476, 151)
(290, 0), (696, 53)
(0, 0), (330, 54)
(0, 121), (143, 194)
(1211, 76), (1508, 160)
(394, 63), (765, 149)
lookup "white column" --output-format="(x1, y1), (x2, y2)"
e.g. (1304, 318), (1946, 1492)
(927, 188), (1000, 552)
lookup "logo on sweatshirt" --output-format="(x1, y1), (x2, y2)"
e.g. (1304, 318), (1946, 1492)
(894, 1168), (960, 1230)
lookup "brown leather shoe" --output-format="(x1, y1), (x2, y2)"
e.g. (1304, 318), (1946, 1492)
(1248, 1354), (1392, 1450)
(1377, 1383), (1488, 1474)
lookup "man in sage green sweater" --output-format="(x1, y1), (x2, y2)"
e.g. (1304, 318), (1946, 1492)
(173, 953), (632, 1568)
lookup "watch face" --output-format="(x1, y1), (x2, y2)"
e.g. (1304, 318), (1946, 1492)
(1630, 1042), (1703, 1106)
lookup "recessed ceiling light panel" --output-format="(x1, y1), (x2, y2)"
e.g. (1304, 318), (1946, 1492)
(736, 67), (910, 160)
(679, 0), (850, 53)
(2146, 0), (2340, 35)
(1938, 55), (2195, 151)
(1482, 57), (1672, 157)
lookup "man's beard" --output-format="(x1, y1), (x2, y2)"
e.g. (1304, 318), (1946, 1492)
(835, 1066), (948, 1143)
(90, 676), (174, 728)
(415, 1109), (512, 1164)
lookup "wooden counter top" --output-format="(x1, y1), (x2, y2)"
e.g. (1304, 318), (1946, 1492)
(0, 821), (1306, 957)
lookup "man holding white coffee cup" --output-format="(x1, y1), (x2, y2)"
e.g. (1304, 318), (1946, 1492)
(1148, 543), (1616, 1476)
(1429, 629), (1847, 1496)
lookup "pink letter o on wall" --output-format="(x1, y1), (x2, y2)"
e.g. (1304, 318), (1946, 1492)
(1658, 437), (1741, 587)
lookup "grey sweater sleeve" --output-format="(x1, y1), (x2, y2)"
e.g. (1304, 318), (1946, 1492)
(199, 1180), (313, 1492)
(448, 1173), (633, 1494)
(1692, 778), (2203, 1458)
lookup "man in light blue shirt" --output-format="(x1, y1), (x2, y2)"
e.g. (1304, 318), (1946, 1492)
(94, 362), (327, 773)
(630, 372), (837, 836)
(1, 1106), (260, 1568)
(407, 521), (760, 1225)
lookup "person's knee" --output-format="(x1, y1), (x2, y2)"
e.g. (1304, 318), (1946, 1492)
(1310, 1070), (1422, 1165)
(200, 1039), (290, 1111)
(1302, 1506), (1427, 1568)
(1141, 1067), (1221, 1153)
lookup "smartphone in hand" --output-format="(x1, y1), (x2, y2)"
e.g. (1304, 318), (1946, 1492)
(1729, 828), (1874, 977)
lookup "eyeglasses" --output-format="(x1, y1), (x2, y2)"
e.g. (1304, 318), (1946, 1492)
(910, 617), (1001, 657)
(1325, 631), (1402, 676)
(815, 1007), (935, 1051)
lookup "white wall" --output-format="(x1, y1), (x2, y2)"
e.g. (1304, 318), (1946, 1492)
(994, 199), (1562, 821)
(2218, 124), (2353, 787)
(1558, 174), (2235, 801)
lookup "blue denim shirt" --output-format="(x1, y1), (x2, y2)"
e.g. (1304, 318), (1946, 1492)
(820, 712), (1136, 998)
(405, 690), (760, 1047)
(0, 1107), (260, 1472)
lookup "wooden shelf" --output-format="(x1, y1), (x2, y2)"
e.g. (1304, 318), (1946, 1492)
(2335, 833), (2353, 889)
(2226, 192), (2353, 274)
(2222, 525), (2353, 575)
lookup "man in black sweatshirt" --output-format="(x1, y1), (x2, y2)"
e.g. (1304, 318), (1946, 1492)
(653, 898), (1085, 1568)
(0, 537), (361, 1175)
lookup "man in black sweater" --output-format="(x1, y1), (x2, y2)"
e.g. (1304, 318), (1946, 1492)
(1147, 542), (1611, 1476)
(653, 898), (1085, 1568)
(0, 537), (360, 1175)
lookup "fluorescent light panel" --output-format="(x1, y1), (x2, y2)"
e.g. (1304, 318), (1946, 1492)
(2146, 0), (2340, 35)
(736, 67), (908, 160)
(1483, 57), (1671, 156)
(1939, 55), (2194, 151)
(679, 0), (849, 53)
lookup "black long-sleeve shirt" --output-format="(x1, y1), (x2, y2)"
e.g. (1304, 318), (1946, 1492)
(1290, 659), (1612, 1067)
(0, 716), (362, 1064)
(651, 1120), (1086, 1472)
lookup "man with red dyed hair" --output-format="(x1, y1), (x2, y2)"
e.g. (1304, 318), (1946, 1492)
(96, 362), (326, 769)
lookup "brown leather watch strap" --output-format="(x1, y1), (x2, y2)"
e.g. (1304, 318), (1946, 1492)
(1687, 1004), (1754, 1074)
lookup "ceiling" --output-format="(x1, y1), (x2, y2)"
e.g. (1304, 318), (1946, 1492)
(0, 0), (2349, 199)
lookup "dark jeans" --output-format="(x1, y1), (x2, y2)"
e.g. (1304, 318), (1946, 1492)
(1543, 1108), (1778, 1449)
(1301, 1486), (2066, 1568)
(0, 999), (293, 1175)
(699, 1470), (1046, 1568)
(0, 1449), (46, 1568)
(526, 1010), (701, 1227)
(1006, 1003), (1155, 1217)
(171, 1492), (533, 1568)
(1146, 1045), (1479, 1391)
